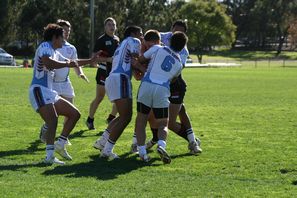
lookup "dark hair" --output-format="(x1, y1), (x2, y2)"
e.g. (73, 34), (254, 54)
(144, 30), (160, 42)
(104, 17), (116, 26)
(123, 25), (142, 39)
(172, 20), (188, 32)
(56, 19), (71, 28)
(170, 31), (188, 52)
(43, 23), (64, 41)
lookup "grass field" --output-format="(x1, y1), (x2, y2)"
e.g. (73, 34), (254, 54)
(1, 67), (297, 197)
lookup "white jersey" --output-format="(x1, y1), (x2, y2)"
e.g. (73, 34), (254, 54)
(54, 41), (78, 82)
(31, 42), (61, 89)
(142, 45), (182, 89)
(111, 37), (141, 78)
(160, 32), (189, 65)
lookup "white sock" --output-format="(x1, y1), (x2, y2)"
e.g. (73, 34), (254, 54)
(58, 135), (67, 145)
(46, 145), (55, 160)
(138, 145), (146, 156)
(103, 139), (115, 153)
(186, 128), (195, 143)
(158, 140), (166, 149)
(132, 133), (137, 144)
(102, 129), (110, 140)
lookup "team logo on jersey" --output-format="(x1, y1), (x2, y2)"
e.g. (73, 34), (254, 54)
(124, 49), (131, 64)
(105, 41), (112, 46)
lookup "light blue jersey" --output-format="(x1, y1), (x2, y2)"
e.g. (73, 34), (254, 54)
(160, 32), (189, 65)
(31, 42), (60, 89)
(111, 37), (141, 78)
(142, 45), (182, 89)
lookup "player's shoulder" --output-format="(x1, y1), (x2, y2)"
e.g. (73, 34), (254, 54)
(96, 34), (107, 42)
(150, 44), (163, 52)
(128, 37), (141, 45)
(64, 41), (77, 50)
(160, 32), (172, 37)
(39, 41), (52, 49)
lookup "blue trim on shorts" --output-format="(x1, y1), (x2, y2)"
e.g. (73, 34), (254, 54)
(120, 74), (128, 98)
(33, 87), (45, 108)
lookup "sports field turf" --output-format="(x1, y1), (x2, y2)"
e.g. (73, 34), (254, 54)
(0, 67), (297, 197)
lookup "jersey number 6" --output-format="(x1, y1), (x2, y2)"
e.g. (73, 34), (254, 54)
(161, 56), (175, 72)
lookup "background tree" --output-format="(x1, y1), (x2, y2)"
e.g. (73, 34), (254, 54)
(180, 0), (236, 63)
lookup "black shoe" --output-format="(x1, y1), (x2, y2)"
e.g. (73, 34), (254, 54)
(85, 120), (95, 130)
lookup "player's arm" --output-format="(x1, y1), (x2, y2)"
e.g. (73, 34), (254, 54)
(73, 66), (89, 83)
(41, 56), (78, 69)
(131, 54), (147, 74)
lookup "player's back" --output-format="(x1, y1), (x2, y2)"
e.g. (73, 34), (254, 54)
(111, 37), (141, 77)
(31, 42), (57, 89)
(142, 45), (182, 88)
(160, 32), (189, 65)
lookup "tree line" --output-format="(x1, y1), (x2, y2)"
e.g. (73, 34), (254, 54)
(0, 0), (296, 61)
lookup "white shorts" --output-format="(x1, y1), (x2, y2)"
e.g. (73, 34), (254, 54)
(52, 81), (75, 98)
(29, 85), (61, 111)
(137, 81), (170, 108)
(105, 73), (132, 102)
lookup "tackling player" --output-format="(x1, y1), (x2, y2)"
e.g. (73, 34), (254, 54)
(29, 24), (101, 165)
(39, 19), (89, 145)
(134, 30), (187, 163)
(93, 26), (145, 159)
(137, 20), (202, 155)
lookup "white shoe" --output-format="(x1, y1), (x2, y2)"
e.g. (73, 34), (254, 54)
(157, 146), (171, 164)
(188, 139), (202, 155)
(55, 142), (72, 160)
(39, 124), (47, 143)
(100, 151), (119, 160)
(146, 139), (156, 150)
(93, 138), (106, 151)
(139, 153), (150, 162)
(130, 143), (138, 154)
(44, 156), (65, 165)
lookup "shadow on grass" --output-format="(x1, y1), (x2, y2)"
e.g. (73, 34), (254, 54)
(42, 153), (160, 180)
(0, 162), (48, 172)
(0, 139), (43, 158)
(0, 129), (94, 159)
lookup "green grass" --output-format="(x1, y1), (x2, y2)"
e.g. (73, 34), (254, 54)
(1, 67), (297, 197)
(189, 50), (297, 64)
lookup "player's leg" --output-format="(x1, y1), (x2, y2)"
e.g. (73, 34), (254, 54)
(145, 112), (159, 149)
(106, 103), (117, 124)
(30, 86), (64, 165)
(135, 102), (151, 161)
(100, 74), (133, 159)
(178, 103), (202, 154)
(61, 95), (74, 145)
(86, 68), (106, 130)
(38, 104), (63, 164)
(101, 98), (132, 158)
(153, 108), (171, 164)
(53, 98), (81, 160)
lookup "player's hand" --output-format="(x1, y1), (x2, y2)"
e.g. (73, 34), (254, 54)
(79, 74), (90, 83)
(131, 57), (139, 68)
(68, 60), (79, 68)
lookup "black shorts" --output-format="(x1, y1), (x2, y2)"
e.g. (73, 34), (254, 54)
(169, 76), (187, 104)
(95, 65), (111, 85)
(137, 102), (168, 119)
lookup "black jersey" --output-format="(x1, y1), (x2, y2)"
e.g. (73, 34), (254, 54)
(93, 33), (120, 68)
